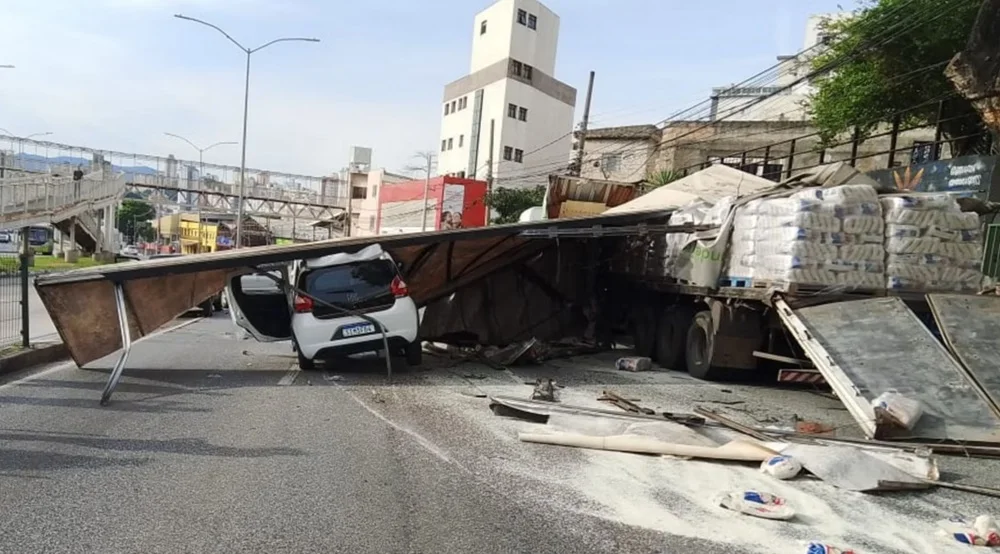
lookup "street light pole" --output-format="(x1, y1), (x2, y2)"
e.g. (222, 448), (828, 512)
(174, 14), (319, 249)
(164, 132), (237, 202)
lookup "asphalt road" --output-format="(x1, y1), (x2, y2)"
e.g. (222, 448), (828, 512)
(1, 314), (998, 554)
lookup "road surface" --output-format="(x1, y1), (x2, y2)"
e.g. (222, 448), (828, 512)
(1, 314), (998, 554)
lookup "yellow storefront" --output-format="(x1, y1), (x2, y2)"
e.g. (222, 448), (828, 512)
(178, 219), (220, 254)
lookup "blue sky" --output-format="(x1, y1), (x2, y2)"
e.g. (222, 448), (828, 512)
(0, 0), (847, 177)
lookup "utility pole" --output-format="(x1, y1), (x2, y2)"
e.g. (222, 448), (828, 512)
(485, 119), (495, 226)
(572, 71), (596, 177)
(406, 151), (437, 232)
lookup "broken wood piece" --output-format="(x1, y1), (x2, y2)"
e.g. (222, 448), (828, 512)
(531, 379), (557, 402)
(795, 420), (836, 435)
(602, 390), (654, 415)
(598, 395), (642, 402)
(518, 431), (778, 461)
(663, 412), (707, 425)
(694, 407), (777, 443)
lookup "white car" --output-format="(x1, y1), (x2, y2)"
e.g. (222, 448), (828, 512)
(226, 244), (422, 370)
(121, 244), (139, 257)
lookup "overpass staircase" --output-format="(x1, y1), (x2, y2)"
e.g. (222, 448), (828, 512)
(0, 171), (124, 253)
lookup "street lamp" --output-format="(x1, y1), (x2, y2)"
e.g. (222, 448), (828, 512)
(173, 14), (319, 248)
(0, 65), (13, 69)
(164, 132), (237, 183)
(0, 128), (53, 157)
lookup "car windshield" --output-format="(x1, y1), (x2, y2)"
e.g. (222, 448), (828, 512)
(302, 259), (397, 311)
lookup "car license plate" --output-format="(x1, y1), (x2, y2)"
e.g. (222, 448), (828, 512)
(340, 323), (376, 338)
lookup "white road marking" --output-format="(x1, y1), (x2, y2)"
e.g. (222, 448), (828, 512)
(332, 381), (470, 473)
(277, 369), (299, 386)
(0, 316), (205, 391)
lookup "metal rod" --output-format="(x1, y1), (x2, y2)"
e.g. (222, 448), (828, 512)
(849, 126), (860, 167)
(101, 283), (133, 405)
(785, 138), (796, 179)
(235, 50), (251, 249)
(485, 119), (495, 226)
(933, 99), (946, 160)
(887, 115), (901, 168)
(19, 226), (30, 348)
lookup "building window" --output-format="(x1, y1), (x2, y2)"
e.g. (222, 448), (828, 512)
(444, 103), (450, 116)
(518, 107), (528, 121)
(447, 138), (454, 150)
(517, 9), (527, 25)
(459, 134), (464, 147)
(528, 14), (537, 30)
(368, 215), (375, 230)
(441, 139), (447, 152)
(459, 97), (467, 110)
(480, 20), (487, 35)
(457, 171), (466, 178)
(514, 148), (524, 163)
(371, 185), (378, 198)
(523, 64), (533, 81)
(450, 100), (457, 112)
(508, 103), (517, 118)
(511, 60), (523, 77)
(601, 153), (622, 173)
(503, 146), (513, 161)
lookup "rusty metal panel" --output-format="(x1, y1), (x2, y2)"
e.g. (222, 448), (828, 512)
(123, 270), (229, 336)
(927, 294), (1000, 418)
(35, 280), (123, 366)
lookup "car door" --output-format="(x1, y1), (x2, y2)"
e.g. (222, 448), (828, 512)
(225, 267), (293, 342)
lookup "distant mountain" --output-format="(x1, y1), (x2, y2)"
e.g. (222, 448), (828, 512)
(10, 153), (157, 175)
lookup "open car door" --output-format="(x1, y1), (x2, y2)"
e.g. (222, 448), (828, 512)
(225, 267), (293, 342)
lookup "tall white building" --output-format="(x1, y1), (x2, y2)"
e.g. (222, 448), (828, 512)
(438, 0), (577, 187)
(709, 14), (845, 122)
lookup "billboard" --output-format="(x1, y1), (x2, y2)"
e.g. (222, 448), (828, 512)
(377, 176), (487, 234)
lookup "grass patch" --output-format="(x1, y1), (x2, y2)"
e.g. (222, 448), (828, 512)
(29, 256), (104, 271)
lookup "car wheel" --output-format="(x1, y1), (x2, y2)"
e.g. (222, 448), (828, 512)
(297, 349), (316, 371)
(404, 340), (423, 367)
(213, 295), (223, 311)
(201, 300), (214, 318)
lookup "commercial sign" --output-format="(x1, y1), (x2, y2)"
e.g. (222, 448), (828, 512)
(866, 155), (999, 201)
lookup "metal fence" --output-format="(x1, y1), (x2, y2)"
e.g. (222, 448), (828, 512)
(0, 250), (23, 349)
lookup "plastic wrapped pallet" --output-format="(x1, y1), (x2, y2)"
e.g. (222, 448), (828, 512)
(881, 194), (985, 292)
(723, 184), (885, 289)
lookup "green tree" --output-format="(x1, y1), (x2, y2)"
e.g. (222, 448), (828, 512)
(643, 169), (683, 191)
(808, 0), (986, 155)
(484, 185), (546, 224)
(117, 198), (156, 244)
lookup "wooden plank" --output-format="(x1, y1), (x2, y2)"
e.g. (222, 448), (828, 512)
(927, 294), (1000, 418)
(753, 350), (813, 366)
(783, 297), (1000, 444)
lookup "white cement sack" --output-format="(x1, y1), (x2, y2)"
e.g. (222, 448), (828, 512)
(872, 391), (923, 430)
(839, 244), (884, 262)
(841, 214), (884, 234)
(880, 194), (958, 212)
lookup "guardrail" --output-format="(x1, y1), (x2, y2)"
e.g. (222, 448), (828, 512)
(125, 172), (342, 207)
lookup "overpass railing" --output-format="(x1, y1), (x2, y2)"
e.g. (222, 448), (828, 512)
(0, 172), (124, 224)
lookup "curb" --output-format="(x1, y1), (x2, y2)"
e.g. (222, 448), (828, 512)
(0, 343), (70, 377)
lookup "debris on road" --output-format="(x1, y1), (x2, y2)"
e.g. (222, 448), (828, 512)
(615, 356), (651, 372)
(531, 379), (558, 402)
(794, 419), (836, 436)
(778, 443), (935, 492)
(719, 490), (795, 520)
(871, 391), (924, 431)
(599, 390), (655, 415)
(518, 430), (777, 461)
(760, 455), (803, 480)
(936, 515), (1000, 546)
(804, 542), (857, 554)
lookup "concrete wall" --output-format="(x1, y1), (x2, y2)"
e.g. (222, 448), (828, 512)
(578, 137), (657, 182)
(495, 78), (575, 188)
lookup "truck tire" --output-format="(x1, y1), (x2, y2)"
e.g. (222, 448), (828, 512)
(200, 299), (214, 318)
(631, 303), (658, 358)
(656, 306), (692, 371)
(685, 310), (725, 381)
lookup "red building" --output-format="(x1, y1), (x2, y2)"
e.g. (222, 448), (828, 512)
(376, 176), (487, 234)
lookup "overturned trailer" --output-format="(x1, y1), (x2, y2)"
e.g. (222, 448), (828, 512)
(596, 163), (1000, 445)
(32, 210), (707, 405)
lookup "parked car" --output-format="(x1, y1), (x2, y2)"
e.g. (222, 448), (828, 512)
(0, 232), (11, 244)
(121, 244), (139, 257)
(147, 253), (224, 316)
(225, 244), (421, 370)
